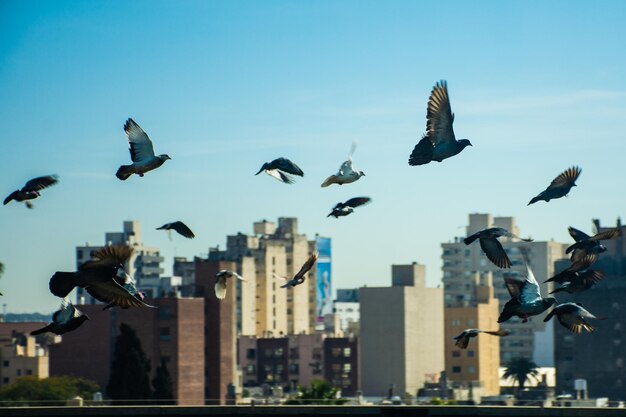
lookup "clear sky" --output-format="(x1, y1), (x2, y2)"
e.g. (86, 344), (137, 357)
(1, 0), (625, 314)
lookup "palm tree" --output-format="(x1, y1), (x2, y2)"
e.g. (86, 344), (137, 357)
(503, 357), (539, 392)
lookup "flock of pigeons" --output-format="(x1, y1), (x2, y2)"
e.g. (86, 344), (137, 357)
(3, 81), (622, 351)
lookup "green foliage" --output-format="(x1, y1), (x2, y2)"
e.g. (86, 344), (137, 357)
(284, 379), (347, 405)
(503, 357), (540, 391)
(152, 359), (174, 405)
(0, 376), (100, 406)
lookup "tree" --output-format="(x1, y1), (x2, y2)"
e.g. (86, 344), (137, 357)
(106, 323), (152, 404)
(284, 379), (347, 405)
(0, 376), (99, 406)
(152, 358), (174, 405)
(503, 357), (539, 392)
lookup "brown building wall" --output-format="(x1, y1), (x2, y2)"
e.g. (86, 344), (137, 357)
(323, 337), (359, 396)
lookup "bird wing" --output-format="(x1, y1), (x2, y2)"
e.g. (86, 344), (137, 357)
(520, 263), (543, 302)
(344, 197), (371, 209)
(53, 301), (73, 324)
(293, 251), (319, 281)
(425, 80), (456, 146)
(568, 226), (590, 242)
(21, 175), (59, 192)
(266, 169), (294, 184)
(273, 273), (288, 281)
(86, 245), (133, 267)
(580, 270), (604, 285)
(172, 221), (195, 239)
(557, 310), (593, 334)
(233, 272), (245, 281)
(454, 334), (470, 349)
(479, 238), (511, 268)
(124, 118), (155, 163)
(85, 280), (150, 308)
(569, 254), (598, 272)
(339, 159), (355, 176)
(273, 158), (304, 176)
(590, 228), (621, 241)
(214, 275), (227, 300)
(549, 166), (581, 188)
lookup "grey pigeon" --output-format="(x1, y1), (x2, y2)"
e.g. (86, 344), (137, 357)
(464, 227), (533, 269)
(545, 254), (598, 284)
(321, 142), (365, 187)
(116, 119), (171, 180)
(255, 157), (304, 184)
(453, 328), (510, 349)
(214, 270), (245, 300)
(567, 226), (609, 263)
(275, 251), (318, 288)
(157, 221), (195, 239)
(528, 166), (581, 205)
(566, 227), (620, 259)
(30, 299), (89, 336)
(544, 302), (606, 333)
(408, 80), (472, 166)
(327, 197), (371, 218)
(4, 175), (59, 209)
(550, 270), (604, 295)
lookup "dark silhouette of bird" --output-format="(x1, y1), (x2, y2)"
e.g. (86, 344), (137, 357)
(545, 254), (598, 284)
(544, 302), (606, 333)
(116, 118), (171, 180)
(567, 226), (610, 263)
(550, 270), (604, 295)
(566, 227), (621, 259)
(214, 270), (245, 300)
(408, 80), (471, 166)
(275, 251), (318, 288)
(321, 142), (365, 187)
(157, 221), (195, 239)
(464, 227), (532, 269)
(528, 166), (581, 205)
(327, 197), (371, 218)
(49, 245), (153, 309)
(30, 299), (89, 336)
(453, 329), (510, 349)
(4, 175), (59, 209)
(255, 157), (304, 184)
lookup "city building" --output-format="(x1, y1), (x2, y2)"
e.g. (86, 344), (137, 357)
(442, 213), (566, 366)
(333, 288), (360, 335)
(360, 263), (444, 397)
(0, 330), (51, 387)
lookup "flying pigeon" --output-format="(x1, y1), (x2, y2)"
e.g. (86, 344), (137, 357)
(544, 302), (606, 333)
(321, 142), (365, 187)
(408, 80), (472, 166)
(214, 270), (245, 300)
(453, 329), (510, 349)
(545, 254), (598, 284)
(255, 157), (304, 184)
(550, 270), (604, 295)
(464, 227), (533, 269)
(567, 226), (610, 263)
(327, 197), (371, 218)
(30, 299), (89, 336)
(157, 221), (195, 239)
(49, 245), (154, 309)
(566, 227), (620, 259)
(528, 166), (581, 205)
(116, 118), (171, 180)
(498, 258), (557, 323)
(4, 175), (59, 209)
(275, 251), (319, 288)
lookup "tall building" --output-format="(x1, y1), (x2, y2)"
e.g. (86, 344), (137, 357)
(0, 331), (51, 387)
(333, 288), (360, 335)
(442, 213), (566, 366)
(360, 263), (444, 396)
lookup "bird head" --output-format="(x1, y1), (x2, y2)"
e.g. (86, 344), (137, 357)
(459, 139), (472, 148)
(255, 163), (269, 175)
(358, 171), (366, 177)
(159, 154), (172, 161)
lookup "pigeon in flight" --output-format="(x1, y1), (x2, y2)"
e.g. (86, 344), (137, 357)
(545, 254), (598, 284)
(255, 157), (304, 184)
(453, 329), (510, 349)
(327, 197), (371, 218)
(4, 175), (59, 209)
(464, 227), (533, 269)
(321, 142), (365, 187)
(275, 251), (319, 288)
(116, 118), (171, 180)
(528, 166), (581, 205)
(214, 270), (245, 300)
(544, 302), (606, 333)
(408, 80), (472, 166)
(550, 270), (604, 295)
(567, 226), (611, 263)
(498, 257), (557, 323)
(49, 245), (154, 309)
(157, 221), (195, 239)
(566, 227), (620, 259)
(30, 299), (89, 336)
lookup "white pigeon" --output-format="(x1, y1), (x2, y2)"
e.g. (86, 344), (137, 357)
(116, 118), (171, 180)
(321, 142), (365, 187)
(214, 270), (245, 300)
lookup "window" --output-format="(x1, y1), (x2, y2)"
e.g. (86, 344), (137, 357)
(289, 364), (299, 374)
(159, 327), (171, 341)
(274, 348), (284, 358)
(264, 349), (273, 358)
(2, 378), (8, 384)
(452, 366), (461, 373)
(2, 361), (8, 367)
(247, 349), (256, 359)
(159, 306), (172, 320)
(468, 366), (476, 374)
(466, 319), (474, 326)
(343, 348), (351, 358)
(332, 348), (341, 357)
(343, 363), (351, 373)
(468, 351), (475, 358)
(16, 370), (21, 376)
(332, 364), (341, 372)
(451, 319), (461, 326)
(452, 351), (461, 358)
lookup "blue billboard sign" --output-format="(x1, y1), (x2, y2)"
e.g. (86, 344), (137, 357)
(315, 237), (332, 323)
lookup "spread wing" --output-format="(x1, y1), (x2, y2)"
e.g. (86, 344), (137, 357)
(171, 221), (195, 239)
(344, 197), (371, 209)
(85, 280), (150, 308)
(339, 159), (355, 176)
(590, 228), (621, 241)
(479, 238), (511, 268)
(579, 270), (604, 285)
(266, 169), (294, 184)
(273, 158), (304, 176)
(425, 80), (456, 146)
(293, 251), (319, 281)
(557, 309), (594, 334)
(504, 264), (541, 303)
(454, 333), (470, 349)
(53, 300), (74, 324)
(568, 226), (590, 242)
(214, 275), (227, 300)
(549, 166), (581, 188)
(22, 175), (59, 192)
(568, 254), (598, 273)
(124, 118), (155, 163)
(87, 245), (133, 267)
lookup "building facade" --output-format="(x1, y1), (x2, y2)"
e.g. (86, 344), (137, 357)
(0, 331), (50, 387)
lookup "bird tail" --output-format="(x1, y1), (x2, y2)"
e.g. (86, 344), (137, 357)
(544, 273), (561, 284)
(321, 175), (336, 187)
(49, 272), (78, 298)
(115, 165), (134, 180)
(408, 137), (434, 166)
(30, 324), (53, 336)
(527, 196), (541, 205)
(549, 287), (566, 295)
(543, 309), (556, 323)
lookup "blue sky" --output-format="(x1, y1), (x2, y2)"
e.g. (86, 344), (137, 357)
(1, 1), (625, 313)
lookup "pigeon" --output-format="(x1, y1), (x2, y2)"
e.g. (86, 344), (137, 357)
(408, 80), (472, 166)
(321, 142), (365, 187)
(327, 197), (371, 218)
(528, 166), (581, 205)
(567, 226), (610, 263)
(545, 254), (598, 284)
(157, 221), (195, 239)
(453, 329), (510, 349)
(566, 227), (621, 259)
(464, 227), (533, 269)
(214, 270), (245, 300)
(275, 251), (319, 288)
(498, 259), (558, 323)
(255, 157), (304, 184)
(30, 299), (89, 336)
(49, 245), (154, 309)
(4, 175), (59, 209)
(116, 118), (171, 180)
(550, 270), (604, 295)
(544, 302), (606, 333)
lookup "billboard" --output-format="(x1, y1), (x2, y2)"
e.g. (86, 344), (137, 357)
(315, 237), (332, 324)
